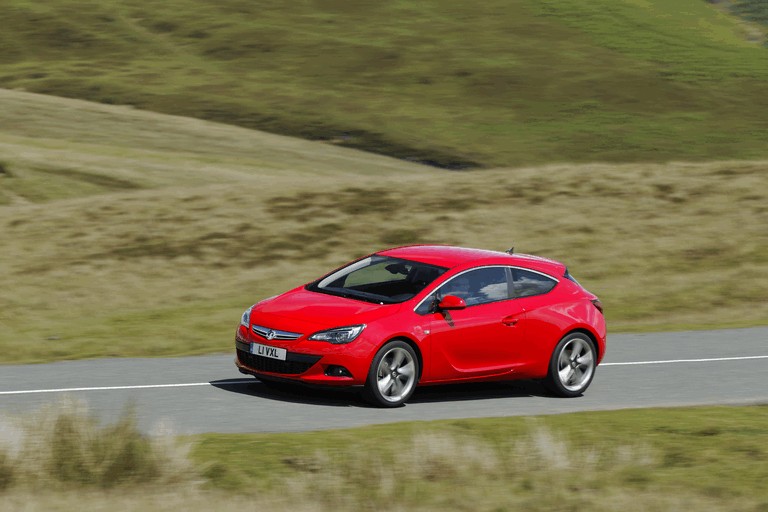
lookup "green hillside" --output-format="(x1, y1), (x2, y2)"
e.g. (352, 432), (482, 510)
(1, 0), (767, 167)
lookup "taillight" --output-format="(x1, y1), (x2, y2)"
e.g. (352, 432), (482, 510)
(591, 299), (604, 314)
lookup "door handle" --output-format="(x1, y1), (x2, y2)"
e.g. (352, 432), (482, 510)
(502, 316), (519, 326)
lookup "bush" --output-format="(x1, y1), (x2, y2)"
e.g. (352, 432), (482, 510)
(732, 0), (768, 25)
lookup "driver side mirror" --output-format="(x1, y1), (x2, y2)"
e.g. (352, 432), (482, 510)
(437, 295), (467, 311)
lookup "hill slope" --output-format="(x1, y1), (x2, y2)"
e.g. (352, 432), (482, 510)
(1, 0), (767, 167)
(1, 90), (767, 363)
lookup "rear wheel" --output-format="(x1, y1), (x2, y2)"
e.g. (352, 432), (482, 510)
(364, 340), (419, 407)
(545, 332), (596, 397)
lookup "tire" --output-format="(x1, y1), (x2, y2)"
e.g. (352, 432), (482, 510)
(363, 340), (419, 407)
(545, 332), (597, 397)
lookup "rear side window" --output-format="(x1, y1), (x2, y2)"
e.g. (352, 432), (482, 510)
(564, 268), (581, 287)
(511, 268), (557, 298)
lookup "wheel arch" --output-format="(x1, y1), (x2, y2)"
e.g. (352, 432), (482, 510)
(383, 335), (424, 381)
(564, 327), (601, 361)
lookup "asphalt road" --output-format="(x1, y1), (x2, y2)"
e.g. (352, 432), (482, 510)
(1, 327), (766, 434)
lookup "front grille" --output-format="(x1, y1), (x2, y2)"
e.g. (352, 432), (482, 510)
(252, 324), (302, 341)
(237, 349), (320, 375)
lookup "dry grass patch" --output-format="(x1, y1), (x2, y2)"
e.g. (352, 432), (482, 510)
(1, 90), (766, 363)
(2, 159), (767, 362)
(0, 399), (193, 492)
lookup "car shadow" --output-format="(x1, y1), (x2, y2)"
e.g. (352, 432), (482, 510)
(210, 377), (552, 407)
(210, 378), (360, 407)
(410, 380), (551, 404)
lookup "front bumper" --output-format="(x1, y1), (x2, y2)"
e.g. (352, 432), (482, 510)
(234, 336), (369, 386)
(235, 340), (320, 375)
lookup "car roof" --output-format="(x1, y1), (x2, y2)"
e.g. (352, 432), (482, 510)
(378, 245), (566, 275)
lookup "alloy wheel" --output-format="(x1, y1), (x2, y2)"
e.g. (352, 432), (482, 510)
(375, 346), (417, 403)
(556, 336), (595, 392)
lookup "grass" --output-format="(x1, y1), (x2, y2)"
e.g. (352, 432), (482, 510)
(1, 89), (767, 363)
(190, 405), (768, 511)
(0, 0), (767, 167)
(2, 403), (767, 511)
(0, 399), (191, 492)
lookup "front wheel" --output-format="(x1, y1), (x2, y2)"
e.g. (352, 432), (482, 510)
(545, 332), (597, 397)
(363, 340), (419, 407)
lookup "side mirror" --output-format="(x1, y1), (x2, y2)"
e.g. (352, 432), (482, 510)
(437, 295), (467, 311)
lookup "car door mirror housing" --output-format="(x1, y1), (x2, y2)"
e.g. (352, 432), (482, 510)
(437, 295), (467, 310)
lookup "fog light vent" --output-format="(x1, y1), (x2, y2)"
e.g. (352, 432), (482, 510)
(325, 365), (352, 378)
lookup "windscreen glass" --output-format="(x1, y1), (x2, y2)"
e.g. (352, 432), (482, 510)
(309, 255), (447, 304)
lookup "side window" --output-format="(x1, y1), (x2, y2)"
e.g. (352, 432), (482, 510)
(511, 268), (557, 298)
(439, 267), (510, 306)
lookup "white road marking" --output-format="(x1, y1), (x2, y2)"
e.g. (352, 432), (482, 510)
(0, 379), (252, 396)
(601, 355), (768, 366)
(1, 356), (767, 396)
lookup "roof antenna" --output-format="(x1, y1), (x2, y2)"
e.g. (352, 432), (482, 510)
(505, 245), (515, 255)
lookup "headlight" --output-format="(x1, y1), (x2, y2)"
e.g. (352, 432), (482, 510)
(240, 306), (253, 328)
(308, 325), (366, 344)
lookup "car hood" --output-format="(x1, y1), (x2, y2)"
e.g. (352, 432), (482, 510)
(250, 287), (398, 335)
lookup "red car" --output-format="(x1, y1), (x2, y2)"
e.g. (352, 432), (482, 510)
(235, 245), (606, 407)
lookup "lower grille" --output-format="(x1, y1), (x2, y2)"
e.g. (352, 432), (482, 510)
(237, 349), (320, 375)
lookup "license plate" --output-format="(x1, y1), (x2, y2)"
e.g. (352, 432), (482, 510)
(250, 342), (287, 361)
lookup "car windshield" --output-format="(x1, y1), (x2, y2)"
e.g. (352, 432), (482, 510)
(307, 255), (447, 304)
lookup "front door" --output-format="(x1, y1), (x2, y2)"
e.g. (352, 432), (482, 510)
(424, 266), (526, 382)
